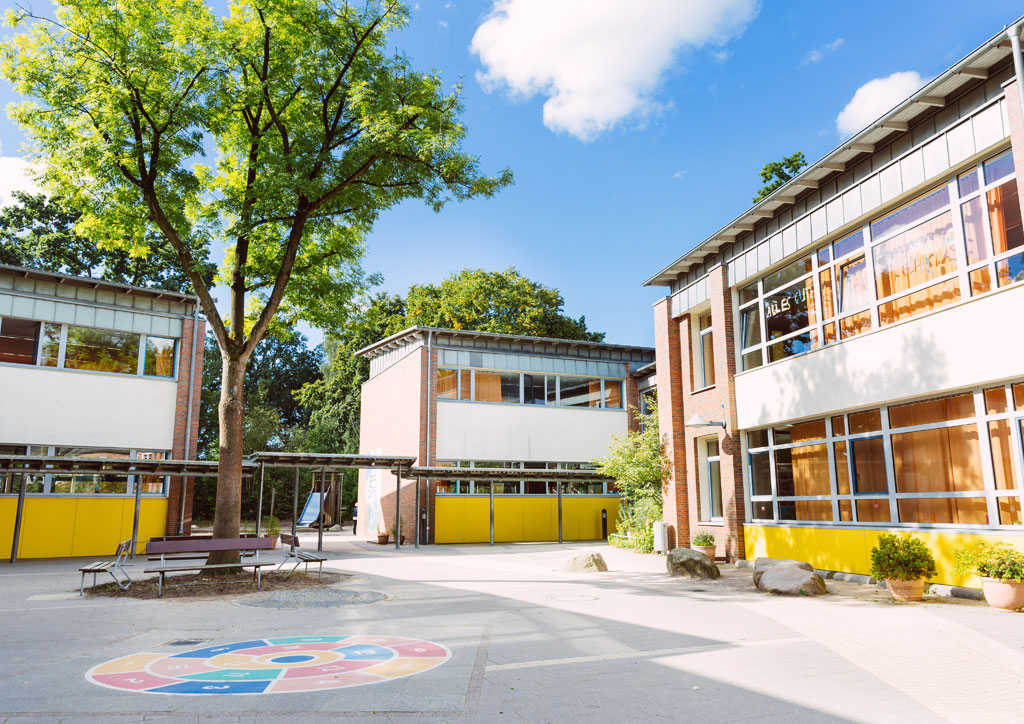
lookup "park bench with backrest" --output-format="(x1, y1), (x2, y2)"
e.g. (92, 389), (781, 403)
(144, 537), (277, 597)
(145, 534), (261, 563)
(78, 539), (133, 595)
(278, 533), (328, 581)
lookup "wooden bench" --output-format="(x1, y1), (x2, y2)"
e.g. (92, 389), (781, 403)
(146, 534), (261, 563)
(144, 537), (277, 597)
(278, 533), (328, 581)
(79, 540), (133, 595)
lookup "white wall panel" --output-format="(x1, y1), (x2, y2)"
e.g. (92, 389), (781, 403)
(0, 366), (177, 449)
(735, 285), (1024, 428)
(436, 403), (628, 463)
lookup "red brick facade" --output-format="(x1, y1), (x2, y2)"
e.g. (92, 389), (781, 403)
(165, 314), (205, 536)
(656, 266), (746, 560)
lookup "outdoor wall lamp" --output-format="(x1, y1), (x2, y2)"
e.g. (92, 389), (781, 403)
(686, 404), (727, 429)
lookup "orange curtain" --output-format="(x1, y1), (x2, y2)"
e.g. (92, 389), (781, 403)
(791, 444), (829, 496)
(475, 372), (502, 402)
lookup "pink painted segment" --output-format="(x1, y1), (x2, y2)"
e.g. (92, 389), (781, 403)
(147, 657), (219, 677)
(92, 671), (177, 691)
(342, 635), (417, 647)
(282, 660), (376, 679)
(391, 642), (449, 658)
(233, 642), (348, 656)
(269, 671), (382, 692)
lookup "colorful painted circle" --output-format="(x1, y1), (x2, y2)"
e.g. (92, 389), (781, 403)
(85, 635), (451, 695)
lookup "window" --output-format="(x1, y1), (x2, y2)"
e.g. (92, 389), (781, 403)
(746, 386), (1024, 529)
(603, 380), (623, 409)
(0, 318), (40, 365)
(524, 374), (546, 405)
(699, 438), (723, 521)
(474, 372), (520, 403)
(63, 326), (140, 375)
(559, 377), (601, 407)
(698, 313), (715, 388)
(144, 337), (176, 377)
(437, 369), (459, 399)
(437, 368), (625, 410)
(432, 460), (610, 496)
(2, 446), (169, 496)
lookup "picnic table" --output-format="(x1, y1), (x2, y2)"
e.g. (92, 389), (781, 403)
(144, 537), (277, 597)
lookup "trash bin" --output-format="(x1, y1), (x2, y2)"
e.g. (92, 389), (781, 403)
(652, 521), (668, 553)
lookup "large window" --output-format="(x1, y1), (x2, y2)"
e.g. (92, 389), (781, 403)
(0, 445), (170, 496)
(433, 460), (609, 496)
(699, 438), (723, 521)
(746, 384), (1024, 528)
(436, 368), (624, 410)
(697, 313), (715, 388)
(738, 150), (1023, 370)
(0, 317), (178, 379)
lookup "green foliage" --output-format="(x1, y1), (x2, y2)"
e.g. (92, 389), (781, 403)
(870, 533), (938, 581)
(692, 532), (715, 546)
(611, 497), (661, 553)
(405, 268), (604, 341)
(952, 542), (1024, 583)
(594, 395), (666, 506)
(754, 151), (808, 202)
(262, 515), (280, 536)
(0, 192), (213, 292)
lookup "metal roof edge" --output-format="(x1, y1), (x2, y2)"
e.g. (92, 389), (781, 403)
(0, 263), (199, 303)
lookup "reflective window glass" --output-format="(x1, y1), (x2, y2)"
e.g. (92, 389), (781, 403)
(873, 211), (956, 299)
(857, 498), (891, 522)
(524, 374), (546, 405)
(604, 380), (623, 409)
(742, 349), (763, 370)
(891, 424), (984, 493)
(747, 430), (769, 448)
(437, 369), (458, 399)
(819, 268), (834, 319)
(958, 168), (980, 197)
(0, 317), (40, 366)
(839, 311), (871, 339)
(970, 266), (992, 296)
(837, 255), (870, 312)
(40, 323), (60, 367)
(870, 186), (950, 241)
(984, 387), (1008, 415)
(741, 307), (761, 348)
(767, 330), (815, 362)
(774, 444), (829, 496)
(764, 279), (815, 340)
(750, 451), (772, 496)
(877, 278), (960, 326)
(961, 196), (987, 264)
(834, 441), (850, 494)
(739, 282), (759, 305)
(888, 392), (975, 428)
(988, 420), (1018, 490)
(851, 437), (887, 494)
(983, 151), (1015, 185)
(999, 497), (1024, 525)
(752, 500), (774, 520)
(762, 256), (812, 293)
(144, 337), (176, 377)
(898, 497), (987, 525)
(559, 377), (601, 408)
(849, 409), (881, 433)
(833, 230), (864, 259)
(63, 326), (139, 375)
(987, 179), (1024, 255)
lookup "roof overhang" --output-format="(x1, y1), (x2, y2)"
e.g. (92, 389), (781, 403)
(0, 263), (199, 304)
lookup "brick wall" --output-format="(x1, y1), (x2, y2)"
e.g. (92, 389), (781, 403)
(165, 314), (205, 536)
(653, 297), (689, 549)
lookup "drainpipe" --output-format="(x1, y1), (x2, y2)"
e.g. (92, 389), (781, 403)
(178, 301), (200, 534)
(424, 329), (433, 544)
(1008, 24), (1024, 122)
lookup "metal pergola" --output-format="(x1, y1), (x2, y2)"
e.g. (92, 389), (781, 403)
(0, 455), (257, 563)
(408, 466), (615, 547)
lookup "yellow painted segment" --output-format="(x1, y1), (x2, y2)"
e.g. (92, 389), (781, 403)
(1, 496), (169, 559)
(744, 524), (1024, 587)
(434, 496), (620, 543)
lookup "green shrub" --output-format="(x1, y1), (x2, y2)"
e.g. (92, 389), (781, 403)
(612, 498), (660, 553)
(262, 515), (280, 536)
(952, 542), (1024, 582)
(692, 532), (715, 546)
(870, 533), (937, 581)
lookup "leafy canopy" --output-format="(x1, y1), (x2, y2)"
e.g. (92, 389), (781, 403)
(594, 395), (666, 505)
(753, 151), (807, 203)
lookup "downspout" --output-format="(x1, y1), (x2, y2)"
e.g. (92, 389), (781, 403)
(424, 329), (433, 544)
(178, 301), (200, 534)
(1008, 24), (1024, 122)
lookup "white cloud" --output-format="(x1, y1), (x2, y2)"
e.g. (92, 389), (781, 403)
(672, 169), (686, 180)
(801, 37), (844, 66)
(0, 156), (42, 206)
(836, 71), (926, 138)
(439, 19), (448, 28)
(471, 0), (760, 141)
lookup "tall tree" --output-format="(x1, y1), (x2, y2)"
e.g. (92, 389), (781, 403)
(405, 267), (604, 341)
(3, 0), (511, 561)
(0, 192), (213, 292)
(753, 151), (807, 202)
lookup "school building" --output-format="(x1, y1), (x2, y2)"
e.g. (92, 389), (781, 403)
(356, 327), (655, 544)
(645, 22), (1024, 586)
(0, 264), (204, 558)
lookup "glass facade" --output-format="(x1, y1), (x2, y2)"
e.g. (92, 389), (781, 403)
(738, 151), (1023, 370)
(436, 368), (624, 410)
(433, 460), (610, 495)
(0, 444), (170, 496)
(745, 384), (1024, 527)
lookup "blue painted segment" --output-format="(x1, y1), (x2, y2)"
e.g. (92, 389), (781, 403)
(170, 640), (268, 659)
(266, 636), (349, 645)
(297, 492), (321, 526)
(148, 679), (271, 695)
(271, 655), (314, 664)
(180, 668), (282, 681)
(332, 644), (394, 661)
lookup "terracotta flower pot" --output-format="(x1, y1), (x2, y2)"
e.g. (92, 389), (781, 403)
(693, 545), (717, 560)
(886, 578), (924, 602)
(377, 533), (390, 545)
(981, 577), (1024, 611)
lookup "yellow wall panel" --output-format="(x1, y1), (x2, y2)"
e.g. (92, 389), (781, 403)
(0, 498), (16, 560)
(745, 524), (1024, 587)
(463, 498), (491, 542)
(494, 498), (524, 542)
(523, 498), (557, 541)
(136, 499), (169, 554)
(434, 498), (464, 543)
(72, 498), (127, 557)
(18, 498), (78, 558)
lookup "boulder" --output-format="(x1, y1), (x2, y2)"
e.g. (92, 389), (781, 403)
(756, 565), (827, 596)
(752, 557), (813, 587)
(328, 524), (343, 532)
(561, 553), (608, 573)
(666, 547), (720, 579)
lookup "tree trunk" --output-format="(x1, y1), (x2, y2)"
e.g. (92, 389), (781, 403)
(208, 352), (247, 567)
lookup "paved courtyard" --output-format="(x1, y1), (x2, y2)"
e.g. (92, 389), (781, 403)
(2, 536), (1024, 723)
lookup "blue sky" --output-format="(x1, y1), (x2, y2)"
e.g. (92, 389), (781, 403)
(2, 1), (1023, 348)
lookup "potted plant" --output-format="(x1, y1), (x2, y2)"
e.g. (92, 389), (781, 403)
(870, 533), (937, 602)
(692, 532), (716, 559)
(388, 519), (407, 545)
(262, 515), (280, 549)
(376, 520), (390, 545)
(952, 542), (1024, 611)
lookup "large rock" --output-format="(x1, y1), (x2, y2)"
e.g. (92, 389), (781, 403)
(756, 565), (827, 596)
(666, 547), (720, 579)
(752, 557), (813, 587)
(562, 553), (608, 572)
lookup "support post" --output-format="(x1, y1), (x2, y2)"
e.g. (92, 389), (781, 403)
(255, 462), (265, 537)
(415, 475), (421, 549)
(489, 480), (495, 546)
(10, 472), (27, 564)
(395, 468), (402, 550)
(291, 467), (299, 554)
(131, 468), (143, 559)
(318, 466), (326, 552)
(557, 480), (563, 544)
